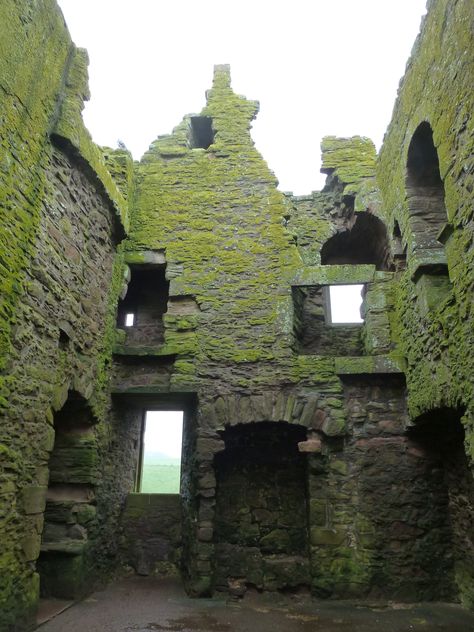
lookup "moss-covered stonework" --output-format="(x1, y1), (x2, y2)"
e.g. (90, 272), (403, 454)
(0, 2), (130, 628)
(120, 494), (182, 576)
(1, 0), (474, 628)
(377, 0), (474, 605)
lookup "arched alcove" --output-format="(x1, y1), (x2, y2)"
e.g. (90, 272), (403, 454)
(320, 212), (391, 270)
(406, 122), (448, 250)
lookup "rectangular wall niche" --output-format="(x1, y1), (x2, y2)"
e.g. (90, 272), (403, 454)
(214, 422), (310, 592)
(117, 265), (169, 348)
(293, 285), (364, 356)
(137, 410), (184, 494)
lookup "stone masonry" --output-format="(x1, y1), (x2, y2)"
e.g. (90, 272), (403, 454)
(0, 0), (473, 630)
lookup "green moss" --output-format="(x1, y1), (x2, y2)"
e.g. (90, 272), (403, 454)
(377, 0), (474, 604)
(124, 65), (303, 387)
(321, 136), (376, 196)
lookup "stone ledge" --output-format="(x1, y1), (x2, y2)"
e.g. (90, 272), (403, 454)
(292, 264), (376, 287)
(124, 249), (166, 266)
(409, 249), (449, 282)
(40, 540), (86, 556)
(334, 355), (405, 375)
(113, 345), (176, 357)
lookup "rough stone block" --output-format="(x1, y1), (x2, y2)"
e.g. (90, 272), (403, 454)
(322, 414), (346, 437)
(22, 533), (41, 561)
(298, 438), (322, 453)
(310, 527), (346, 546)
(21, 486), (47, 515)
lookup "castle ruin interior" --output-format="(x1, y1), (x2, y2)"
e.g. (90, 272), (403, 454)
(1, 0), (474, 630)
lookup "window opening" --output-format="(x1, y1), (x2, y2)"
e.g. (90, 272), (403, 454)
(138, 410), (184, 493)
(117, 265), (169, 346)
(327, 284), (364, 324)
(189, 116), (214, 149)
(292, 285), (364, 356)
(393, 220), (402, 239)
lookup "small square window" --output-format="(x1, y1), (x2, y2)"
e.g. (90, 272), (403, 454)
(125, 313), (135, 327)
(327, 285), (364, 324)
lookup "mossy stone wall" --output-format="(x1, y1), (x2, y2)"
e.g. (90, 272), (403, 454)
(0, 2), (130, 628)
(377, 0), (474, 605)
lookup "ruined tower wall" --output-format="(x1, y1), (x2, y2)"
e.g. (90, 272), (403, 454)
(377, 0), (474, 605)
(1, 0), (473, 627)
(0, 2), (132, 628)
(118, 66), (454, 601)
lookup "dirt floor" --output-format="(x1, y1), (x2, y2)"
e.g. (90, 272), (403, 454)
(37, 576), (474, 632)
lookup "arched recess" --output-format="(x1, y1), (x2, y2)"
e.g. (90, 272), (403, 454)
(320, 212), (391, 271)
(406, 122), (448, 251)
(214, 422), (310, 593)
(407, 406), (474, 602)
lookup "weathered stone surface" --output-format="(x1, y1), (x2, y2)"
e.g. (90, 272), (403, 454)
(1, 0), (474, 625)
(21, 487), (47, 515)
(298, 439), (322, 453)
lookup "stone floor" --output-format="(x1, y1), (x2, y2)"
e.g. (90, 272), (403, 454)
(37, 576), (474, 632)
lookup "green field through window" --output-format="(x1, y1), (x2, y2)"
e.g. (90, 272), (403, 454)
(141, 410), (183, 493)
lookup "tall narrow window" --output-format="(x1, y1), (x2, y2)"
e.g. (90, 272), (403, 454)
(138, 411), (183, 493)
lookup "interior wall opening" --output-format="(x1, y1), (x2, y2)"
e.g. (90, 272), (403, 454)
(214, 422), (310, 592)
(406, 122), (448, 251)
(392, 219), (407, 270)
(117, 396), (196, 579)
(320, 212), (392, 270)
(407, 406), (474, 601)
(292, 285), (364, 356)
(37, 391), (97, 600)
(136, 410), (184, 494)
(117, 265), (169, 347)
(189, 116), (214, 149)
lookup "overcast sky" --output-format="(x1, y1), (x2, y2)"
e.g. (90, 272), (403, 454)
(56, 0), (427, 193)
(144, 411), (183, 458)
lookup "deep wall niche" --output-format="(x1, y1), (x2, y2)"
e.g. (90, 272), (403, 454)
(37, 391), (98, 600)
(214, 422), (310, 593)
(407, 407), (474, 604)
(117, 264), (170, 348)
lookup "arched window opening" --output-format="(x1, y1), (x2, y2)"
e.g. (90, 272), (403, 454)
(320, 212), (391, 271)
(406, 122), (448, 251)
